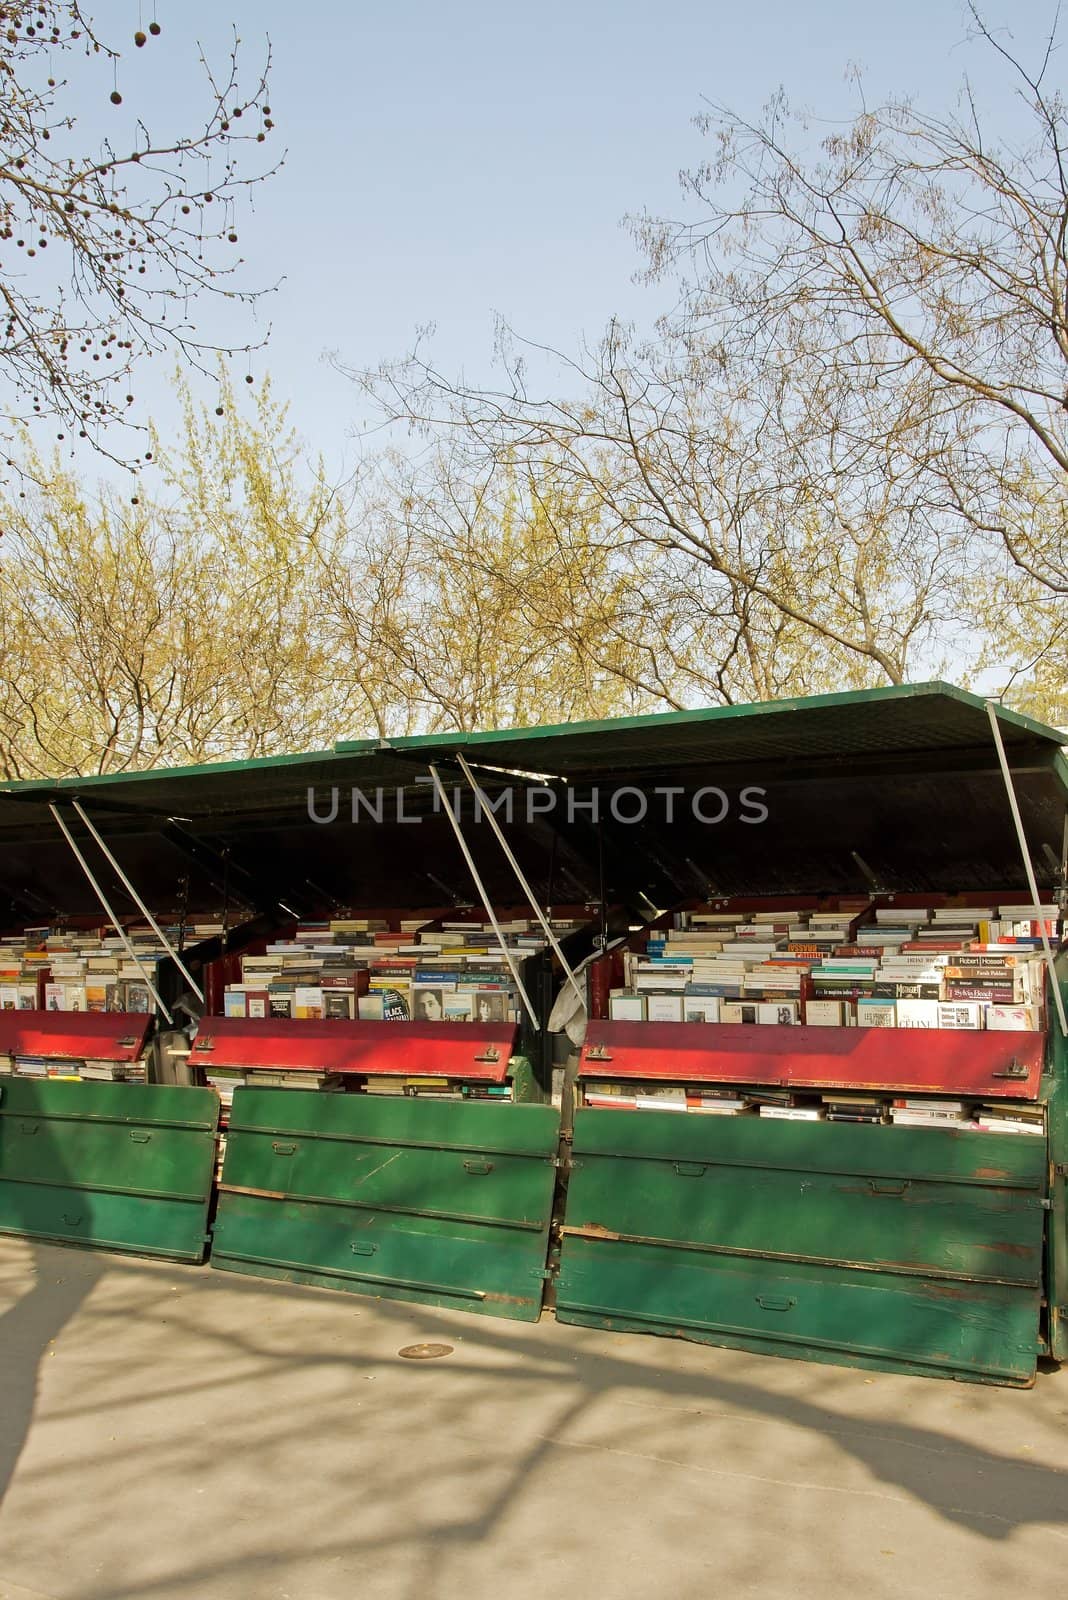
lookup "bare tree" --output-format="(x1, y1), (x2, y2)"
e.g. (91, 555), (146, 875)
(347, 11), (1068, 714)
(356, 310), (976, 700)
(0, 2), (277, 469)
(637, 4), (1067, 605)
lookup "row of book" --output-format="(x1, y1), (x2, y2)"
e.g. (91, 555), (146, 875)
(580, 1082), (1044, 1134)
(1, 1056), (148, 1082)
(610, 901), (1056, 1031)
(223, 916), (582, 1023)
(0, 920), (223, 1012)
(0, 913), (583, 1022)
(203, 1066), (512, 1111)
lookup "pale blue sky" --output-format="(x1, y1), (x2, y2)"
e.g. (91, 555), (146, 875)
(59, 1), (1064, 479)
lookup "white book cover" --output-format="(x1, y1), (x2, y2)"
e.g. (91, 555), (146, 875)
(893, 1097), (967, 1112)
(759, 1106), (825, 1120)
(890, 1109), (965, 1126)
(683, 997), (720, 1023)
(937, 1001), (982, 1030)
(609, 993), (647, 1022)
(719, 1002), (752, 1024)
(757, 1002), (799, 1025)
(646, 994), (685, 1023)
(804, 1000), (844, 1026)
(896, 999), (940, 1029)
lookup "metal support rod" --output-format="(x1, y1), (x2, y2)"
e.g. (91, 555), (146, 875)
(427, 765), (540, 1031)
(985, 702), (1068, 1037)
(49, 804), (173, 1024)
(71, 800), (204, 1002)
(455, 753), (586, 1010)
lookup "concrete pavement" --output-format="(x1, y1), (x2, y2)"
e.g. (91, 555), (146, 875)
(1, 1236), (1066, 1600)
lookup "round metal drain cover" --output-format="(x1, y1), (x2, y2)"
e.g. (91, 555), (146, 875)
(398, 1343), (454, 1360)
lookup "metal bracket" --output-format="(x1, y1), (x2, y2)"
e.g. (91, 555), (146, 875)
(473, 1046), (500, 1063)
(586, 1043), (614, 1062)
(991, 1059), (1029, 1079)
(194, 1037), (214, 1053)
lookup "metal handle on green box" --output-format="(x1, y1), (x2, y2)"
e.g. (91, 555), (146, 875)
(674, 1161), (706, 1177)
(756, 1295), (795, 1312)
(463, 1159), (494, 1175)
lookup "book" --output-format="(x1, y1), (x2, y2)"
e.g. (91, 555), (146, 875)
(804, 1000), (845, 1026)
(685, 1094), (748, 1112)
(759, 1105), (825, 1121)
(647, 994), (685, 1023)
(856, 999), (896, 1027)
(936, 1002), (982, 1030)
(943, 983), (1016, 1003)
(682, 997), (720, 1023)
(443, 993), (475, 1022)
(821, 1092), (884, 1111)
(889, 1109), (966, 1127)
(896, 999), (940, 1029)
(985, 1004), (1041, 1031)
(757, 1001), (799, 1025)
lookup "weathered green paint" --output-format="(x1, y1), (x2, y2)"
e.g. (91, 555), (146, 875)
(0, 1075), (218, 1262)
(211, 1089), (560, 1320)
(556, 1109), (1049, 1385)
(1045, 959), (1068, 1363)
(507, 1055), (539, 1103)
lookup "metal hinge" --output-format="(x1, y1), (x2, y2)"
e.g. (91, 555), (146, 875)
(991, 1058), (1029, 1079)
(1053, 1163), (1068, 1179)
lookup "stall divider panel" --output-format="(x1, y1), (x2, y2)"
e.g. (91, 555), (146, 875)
(0, 1077), (219, 1263)
(212, 1089), (560, 1320)
(555, 1024), (1052, 1385)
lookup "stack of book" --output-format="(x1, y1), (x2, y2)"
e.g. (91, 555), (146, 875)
(223, 915), (582, 1025)
(607, 900), (1053, 1032)
(6, 1054), (147, 1082)
(579, 1080), (1046, 1133)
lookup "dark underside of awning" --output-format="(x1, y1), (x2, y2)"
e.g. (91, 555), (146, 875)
(1, 682), (1064, 922)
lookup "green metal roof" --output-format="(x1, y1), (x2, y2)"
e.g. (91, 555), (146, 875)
(1, 681), (1063, 816)
(0, 681), (1064, 919)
